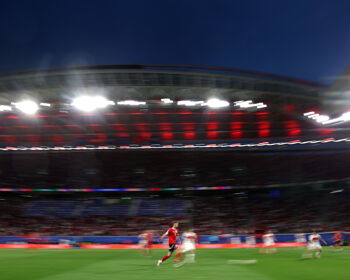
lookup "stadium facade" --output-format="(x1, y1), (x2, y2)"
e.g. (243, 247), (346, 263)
(0, 64), (344, 150)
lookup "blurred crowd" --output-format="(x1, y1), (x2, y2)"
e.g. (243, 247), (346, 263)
(0, 188), (348, 236)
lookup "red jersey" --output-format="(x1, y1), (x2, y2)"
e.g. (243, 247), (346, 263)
(167, 227), (178, 244)
(146, 233), (153, 245)
(334, 233), (342, 241)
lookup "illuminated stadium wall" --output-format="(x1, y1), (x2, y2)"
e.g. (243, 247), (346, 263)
(0, 65), (339, 146)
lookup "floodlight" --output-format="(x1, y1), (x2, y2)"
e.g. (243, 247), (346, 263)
(177, 100), (204, 106)
(117, 100), (146, 106)
(14, 100), (39, 115)
(0, 105), (12, 111)
(206, 98), (229, 108)
(161, 98), (174, 104)
(72, 96), (114, 112)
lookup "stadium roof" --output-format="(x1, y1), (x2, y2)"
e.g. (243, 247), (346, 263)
(0, 64), (325, 104)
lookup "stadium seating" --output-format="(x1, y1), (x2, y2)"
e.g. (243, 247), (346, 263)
(0, 190), (347, 236)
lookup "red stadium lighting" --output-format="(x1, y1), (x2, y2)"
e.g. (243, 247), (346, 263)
(117, 133), (130, 138)
(230, 122), (242, 130)
(258, 121), (270, 129)
(139, 133), (151, 141)
(162, 132), (173, 140)
(285, 120), (301, 136)
(27, 136), (40, 143)
(183, 123), (195, 131)
(207, 122), (218, 130)
(4, 136), (16, 143)
(112, 124), (128, 132)
(135, 123), (149, 131)
(207, 131), (218, 139)
(259, 129), (270, 138)
(258, 121), (270, 137)
(287, 129), (301, 136)
(52, 136), (64, 143)
(7, 115), (20, 119)
(256, 111), (269, 115)
(284, 104), (295, 112)
(321, 128), (334, 135)
(184, 132), (195, 140)
(230, 131), (242, 138)
(159, 123), (172, 131)
(285, 120), (299, 128)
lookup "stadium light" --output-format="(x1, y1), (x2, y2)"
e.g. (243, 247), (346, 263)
(234, 100), (253, 108)
(0, 105), (12, 111)
(117, 100), (146, 106)
(94, 96), (115, 107)
(321, 112), (350, 125)
(330, 189), (344, 194)
(315, 115), (330, 123)
(304, 110), (350, 125)
(13, 100), (39, 115)
(256, 103), (267, 109)
(206, 98), (229, 108)
(72, 96), (114, 112)
(305, 112), (330, 123)
(234, 100), (267, 109)
(341, 112), (350, 121)
(177, 100), (205, 106)
(161, 98), (174, 104)
(40, 103), (51, 107)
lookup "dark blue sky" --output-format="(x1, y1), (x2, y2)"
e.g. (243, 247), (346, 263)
(1, 0), (350, 84)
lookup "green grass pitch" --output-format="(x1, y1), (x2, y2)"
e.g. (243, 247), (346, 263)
(1, 247), (349, 280)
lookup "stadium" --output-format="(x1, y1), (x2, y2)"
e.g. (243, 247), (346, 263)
(0, 64), (350, 280)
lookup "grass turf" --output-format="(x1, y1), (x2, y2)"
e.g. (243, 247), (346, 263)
(1, 247), (349, 280)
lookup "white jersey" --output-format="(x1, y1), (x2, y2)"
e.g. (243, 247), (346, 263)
(307, 233), (322, 250)
(263, 233), (275, 246)
(181, 231), (197, 253)
(182, 232), (197, 244)
(308, 234), (321, 246)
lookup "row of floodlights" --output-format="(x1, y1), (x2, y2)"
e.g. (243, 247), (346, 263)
(304, 111), (350, 125)
(0, 101), (47, 115)
(0, 97), (267, 114)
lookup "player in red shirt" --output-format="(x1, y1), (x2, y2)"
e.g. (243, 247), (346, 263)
(333, 231), (343, 251)
(157, 222), (183, 266)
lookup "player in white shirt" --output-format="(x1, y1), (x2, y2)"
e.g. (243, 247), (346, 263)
(302, 231), (327, 259)
(181, 228), (197, 263)
(260, 230), (277, 253)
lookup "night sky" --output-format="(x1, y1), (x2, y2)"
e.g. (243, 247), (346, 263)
(1, 0), (350, 84)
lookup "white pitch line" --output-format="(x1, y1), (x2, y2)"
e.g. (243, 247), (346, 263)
(227, 259), (257, 264)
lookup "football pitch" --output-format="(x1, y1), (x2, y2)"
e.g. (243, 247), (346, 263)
(1, 247), (349, 280)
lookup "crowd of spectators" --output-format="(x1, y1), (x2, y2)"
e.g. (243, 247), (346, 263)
(0, 188), (348, 236)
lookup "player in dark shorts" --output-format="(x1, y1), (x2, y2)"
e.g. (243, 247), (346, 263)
(157, 222), (183, 266)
